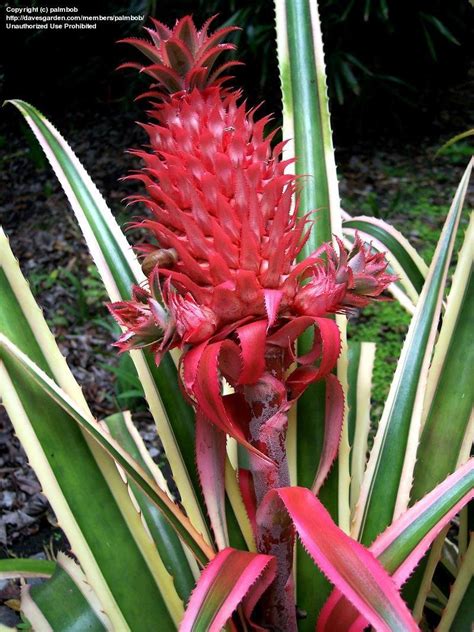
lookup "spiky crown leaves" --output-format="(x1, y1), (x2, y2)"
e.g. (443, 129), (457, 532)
(118, 15), (242, 95)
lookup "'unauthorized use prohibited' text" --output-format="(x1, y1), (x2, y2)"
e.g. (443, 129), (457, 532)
(4, 5), (144, 31)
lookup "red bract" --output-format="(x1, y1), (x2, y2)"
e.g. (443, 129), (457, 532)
(109, 15), (395, 630)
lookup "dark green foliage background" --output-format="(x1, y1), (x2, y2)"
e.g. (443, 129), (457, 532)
(2, 0), (473, 141)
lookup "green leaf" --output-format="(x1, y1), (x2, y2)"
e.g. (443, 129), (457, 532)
(406, 216), (474, 612)
(420, 12), (460, 46)
(224, 457), (256, 552)
(0, 230), (180, 629)
(103, 411), (196, 602)
(278, 1), (340, 246)
(347, 342), (376, 513)
(0, 559), (56, 580)
(411, 216), (474, 501)
(376, 461), (474, 579)
(275, 1), (344, 623)
(346, 342), (361, 447)
(353, 160), (472, 546)
(22, 553), (107, 632)
(435, 129), (474, 157)
(6, 99), (210, 544)
(437, 535), (474, 632)
(0, 332), (213, 569)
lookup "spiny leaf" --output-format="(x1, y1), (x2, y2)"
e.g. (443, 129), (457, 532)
(180, 549), (276, 632)
(6, 98), (210, 544)
(258, 487), (418, 631)
(318, 459), (474, 630)
(353, 160), (472, 546)
(0, 334), (214, 568)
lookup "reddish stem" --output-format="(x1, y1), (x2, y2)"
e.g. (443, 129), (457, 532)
(240, 348), (297, 631)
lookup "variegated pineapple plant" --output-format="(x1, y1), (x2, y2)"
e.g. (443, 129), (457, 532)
(0, 2), (472, 631)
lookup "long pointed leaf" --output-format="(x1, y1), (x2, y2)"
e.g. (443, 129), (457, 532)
(353, 160), (472, 545)
(275, 2), (345, 620)
(311, 374), (345, 496)
(335, 316), (351, 534)
(435, 128), (474, 157)
(0, 231), (178, 629)
(180, 549), (276, 632)
(275, 0), (343, 498)
(404, 219), (474, 611)
(22, 553), (109, 631)
(318, 459), (474, 630)
(195, 414), (229, 551)
(0, 333), (213, 568)
(347, 342), (376, 513)
(437, 534), (474, 632)
(7, 99), (210, 543)
(411, 216), (474, 501)
(103, 411), (196, 602)
(258, 487), (418, 631)
(0, 559), (56, 580)
(224, 457), (256, 552)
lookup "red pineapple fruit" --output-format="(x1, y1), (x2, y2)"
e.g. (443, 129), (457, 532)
(110, 16), (395, 631)
(116, 21), (310, 346)
(111, 16), (394, 356)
